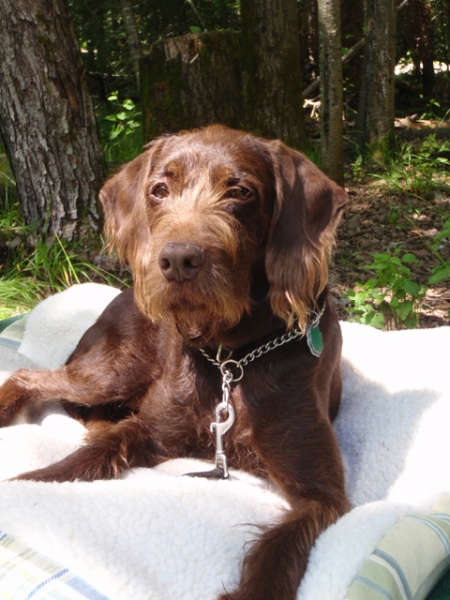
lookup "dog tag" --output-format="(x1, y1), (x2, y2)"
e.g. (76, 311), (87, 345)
(306, 324), (323, 357)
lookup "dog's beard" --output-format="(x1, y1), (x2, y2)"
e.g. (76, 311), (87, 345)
(173, 310), (219, 346)
(133, 268), (251, 345)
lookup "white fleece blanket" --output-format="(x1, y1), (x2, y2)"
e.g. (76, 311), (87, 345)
(0, 284), (449, 600)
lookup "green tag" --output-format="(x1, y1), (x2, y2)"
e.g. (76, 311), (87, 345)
(306, 324), (323, 357)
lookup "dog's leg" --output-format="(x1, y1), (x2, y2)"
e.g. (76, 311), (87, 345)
(12, 416), (165, 482)
(0, 369), (67, 425)
(220, 417), (349, 600)
(0, 288), (159, 427)
(0, 341), (156, 427)
(0, 364), (128, 426)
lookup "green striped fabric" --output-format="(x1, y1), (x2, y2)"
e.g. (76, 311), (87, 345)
(0, 315), (27, 350)
(0, 531), (109, 600)
(346, 496), (450, 600)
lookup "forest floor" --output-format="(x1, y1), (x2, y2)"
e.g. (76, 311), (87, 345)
(329, 144), (450, 329)
(331, 183), (450, 328)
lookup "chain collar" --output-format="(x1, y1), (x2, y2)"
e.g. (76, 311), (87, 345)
(199, 302), (326, 385)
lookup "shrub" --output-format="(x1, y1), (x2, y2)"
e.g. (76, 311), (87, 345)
(345, 249), (427, 329)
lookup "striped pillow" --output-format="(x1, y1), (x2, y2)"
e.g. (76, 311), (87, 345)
(345, 496), (450, 600)
(0, 531), (109, 600)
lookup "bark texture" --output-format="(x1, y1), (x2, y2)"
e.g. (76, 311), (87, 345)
(356, 0), (397, 149)
(318, 0), (344, 185)
(140, 31), (243, 142)
(240, 0), (308, 150)
(119, 0), (143, 88)
(0, 0), (105, 240)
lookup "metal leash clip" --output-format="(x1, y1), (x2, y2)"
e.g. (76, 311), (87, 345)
(184, 359), (236, 480)
(210, 399), (235, 478)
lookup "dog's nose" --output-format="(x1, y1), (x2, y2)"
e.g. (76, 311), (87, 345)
(158, 243), (205, 282)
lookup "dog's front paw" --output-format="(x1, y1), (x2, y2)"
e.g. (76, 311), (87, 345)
(10, 466), (72, 483)
(0, 375), (30, 426)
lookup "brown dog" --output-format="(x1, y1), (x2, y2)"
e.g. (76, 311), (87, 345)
(0, 125), (348, 600)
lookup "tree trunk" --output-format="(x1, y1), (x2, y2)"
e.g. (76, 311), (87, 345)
(397, 0), (435, 97)
(299, 0), (319, 83)
(240, 0), (308, 150)
(140, 31), (243, 141)
(119, 0), (143, 88)
(0, 0), (106, 241)
(419, 0), (435, 97)
(318, 0), (345, 185)
(356, 0), (397, 151)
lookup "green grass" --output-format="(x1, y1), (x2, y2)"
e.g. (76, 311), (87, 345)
(10, 234), (118, 292)
(1, 235), (126, 319)
(0, 276), (46, 320)
(359, 133), (450, 199)
(0, 187), (127, 319)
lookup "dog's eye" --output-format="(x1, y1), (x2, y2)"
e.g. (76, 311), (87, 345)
(150, 184), (169, 199)
(227, 186), (252, 200)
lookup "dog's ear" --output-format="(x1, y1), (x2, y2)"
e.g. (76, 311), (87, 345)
(99, 138), (167, 272)
(265, 140), (347, 332)
(100, 151), (150, 264)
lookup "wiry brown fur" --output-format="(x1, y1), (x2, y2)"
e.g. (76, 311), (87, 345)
(0, 125), (348, 600)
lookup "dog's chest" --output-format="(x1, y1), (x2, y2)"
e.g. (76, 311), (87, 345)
(139, 357), (263, 470)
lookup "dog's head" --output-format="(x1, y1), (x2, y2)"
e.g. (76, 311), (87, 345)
(100, 125), (347, 343)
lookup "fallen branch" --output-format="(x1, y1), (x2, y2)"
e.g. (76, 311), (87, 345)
(303, 38), (366, 98)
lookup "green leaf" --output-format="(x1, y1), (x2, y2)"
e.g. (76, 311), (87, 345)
(401, 253), (419, 264)
(395, 300), (413, 321)
(371, 290), (386, 302)
(367, 312), (385, 329)
(109, 125), (123, 140)
(399, 266), (412, 277)
(122, 99), (135, 110)
(390, 296), (399, 308)
(434, 227), (450, 245)
(394, 288), (408, 300)
(364, 278), (379, 290)
(428, 262), (450, 284)
(401, 279), (421, 297)
(404, 314), (419, 328)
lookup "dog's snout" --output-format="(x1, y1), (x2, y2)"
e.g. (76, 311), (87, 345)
(158, 243), (205, 282)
